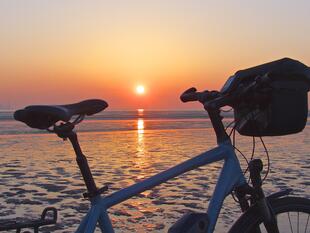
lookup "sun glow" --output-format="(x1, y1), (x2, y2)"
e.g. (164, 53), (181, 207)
(136, 85), (145, 95)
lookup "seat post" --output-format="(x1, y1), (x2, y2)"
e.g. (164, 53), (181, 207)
(67, 132), (98, 197)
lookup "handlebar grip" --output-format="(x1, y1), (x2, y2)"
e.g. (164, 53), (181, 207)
(180, 87), (198, 102)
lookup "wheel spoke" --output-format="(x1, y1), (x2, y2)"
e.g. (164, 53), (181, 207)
(288, 212), (294, 233)
(298, 212), (299, 233)
(230, 197), (310, 233)
(304, 214), (309, 233)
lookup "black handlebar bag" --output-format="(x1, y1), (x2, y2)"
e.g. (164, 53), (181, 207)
(232, 58), (310, 136)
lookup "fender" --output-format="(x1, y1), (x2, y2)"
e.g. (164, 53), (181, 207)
(267, 188), (293, 200)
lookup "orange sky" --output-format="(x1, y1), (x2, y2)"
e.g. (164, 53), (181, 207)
(0, 1), (310, 109)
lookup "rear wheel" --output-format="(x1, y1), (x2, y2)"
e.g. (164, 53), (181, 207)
(228, 197), (310, 233)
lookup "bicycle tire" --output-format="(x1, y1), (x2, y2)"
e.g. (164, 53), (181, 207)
(228, 196), (310, 233)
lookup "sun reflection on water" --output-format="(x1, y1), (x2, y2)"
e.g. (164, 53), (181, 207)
(135, 118), (146, 171)
(137, 119), (144, 153)
(137, 119), (144, 135)
(137, 108), (144, 116)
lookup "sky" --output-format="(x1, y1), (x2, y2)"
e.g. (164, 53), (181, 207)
(0, 0), (310, 109)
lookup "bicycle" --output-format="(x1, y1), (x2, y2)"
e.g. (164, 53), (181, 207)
(2, 57), (310, 233)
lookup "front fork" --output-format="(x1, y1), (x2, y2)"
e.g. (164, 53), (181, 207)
(234, 159), (280, 233)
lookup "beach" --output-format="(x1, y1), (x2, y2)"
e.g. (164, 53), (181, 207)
(0, 110), (309, 232)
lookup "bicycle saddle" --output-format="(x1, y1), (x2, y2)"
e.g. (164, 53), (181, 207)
(14, 99), (108, 129)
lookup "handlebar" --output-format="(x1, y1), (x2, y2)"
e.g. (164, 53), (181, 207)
(180, 87), (232, 110)
(180, 74), (272, 111)
(180, 87), (232, 143)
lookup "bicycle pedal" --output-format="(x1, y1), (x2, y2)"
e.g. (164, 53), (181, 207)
(168, 212), (209, 233)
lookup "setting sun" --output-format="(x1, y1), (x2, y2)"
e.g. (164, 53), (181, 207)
(136, 85), (145, 95)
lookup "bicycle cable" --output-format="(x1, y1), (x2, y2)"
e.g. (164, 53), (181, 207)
(249, 115), (271, 183)
(224, 112), (271, 203)
(224, 117), (250, 174)
(259, 136), (270, 182)
(221, 107), (233, 113)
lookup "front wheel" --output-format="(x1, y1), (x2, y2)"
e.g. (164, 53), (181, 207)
(228, 196), (310, 233)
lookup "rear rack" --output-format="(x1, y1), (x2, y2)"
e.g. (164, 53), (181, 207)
(0, 207), (57, 233)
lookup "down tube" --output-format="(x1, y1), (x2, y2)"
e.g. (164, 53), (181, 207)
(101, 145), (229, 209)
(206, 147), (246, 233)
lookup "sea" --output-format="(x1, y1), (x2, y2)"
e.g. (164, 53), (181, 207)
(0, 110), (309, 232)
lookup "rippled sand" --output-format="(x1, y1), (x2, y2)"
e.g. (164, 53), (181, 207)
(0, 119), (309, 232)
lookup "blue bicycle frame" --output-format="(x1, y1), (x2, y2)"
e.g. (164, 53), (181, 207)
(75, 139), (247, 233)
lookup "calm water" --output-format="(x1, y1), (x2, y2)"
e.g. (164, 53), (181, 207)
(0, 110), (309, 232)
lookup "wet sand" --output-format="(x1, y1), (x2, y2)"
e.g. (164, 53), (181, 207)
(0, 118), (309, 232)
